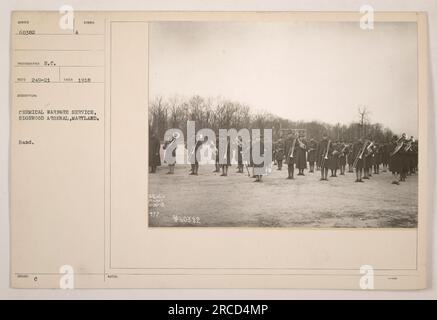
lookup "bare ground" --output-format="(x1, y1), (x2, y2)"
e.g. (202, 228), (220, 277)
(148, 164), (418, 228)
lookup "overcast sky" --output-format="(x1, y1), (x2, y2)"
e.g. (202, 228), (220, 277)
(149, 21), (418, 136)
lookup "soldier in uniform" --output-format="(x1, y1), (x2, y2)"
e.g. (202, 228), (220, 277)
(389, 134), (405, 184)
(249, 135), (256, 178)
(347, 141), (354, 173)
(328, 142), (339, 177)
(253, 135), (265, 182)
(284, 132), (297, 179)
(315, 142), (320, 171)
(411, 139), (418, 175)
(373, 143), (382, 175)
(362, 138), (374, 180)
(162, 132), (178, 174)
(381, 142), (390, 173)
(149, 132), (161, 173)
(407, 136), (416, 175)
(338, 141), (348, 175)
(295, 133), (307, 176)
(189, 135), (208, 176)
(399, 137), (412, 181)
(352, 138), (365, 182)
(236, 136), (244, 173)
(213, 136), (220, 173)
(317, 133), (330, 181)
(220, 136), (231, 176)
(307, 137), (318, 173)
(272, 140), (277, 166)
(275, 137), (285, 171)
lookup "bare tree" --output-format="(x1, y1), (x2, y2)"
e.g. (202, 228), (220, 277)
(149, 96), (168, 140)
(358, 106), (370, 138)
(148, 95), (396, 143)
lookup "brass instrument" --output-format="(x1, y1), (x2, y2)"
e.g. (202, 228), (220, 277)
(339, 144), (349, 157)
(297, 137), (306, 149)
(163, 135), (176, 150)
(188, 136), (202, 160)
(320, 140), (331, 168)
(390, 136), (405, 156)
(324, 140), (331, 159)
(307, 140), (317, 153)
(289, 137), (297, 158)
(404, 140), (413, 152)
(234, 137), (251, 176)
(164, 132), (180, 147)
(366, 141), (375, 155)
(395, 135), (404, 144)
(353, 140), (368, 168)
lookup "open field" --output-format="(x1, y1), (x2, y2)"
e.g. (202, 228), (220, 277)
(148, 164), (418, 228)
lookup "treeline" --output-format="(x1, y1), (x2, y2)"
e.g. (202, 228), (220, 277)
(149, 95), (395, 142)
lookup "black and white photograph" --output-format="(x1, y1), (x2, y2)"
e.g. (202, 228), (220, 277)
(4, 4), (434, 295)
(148, 21), (418, 228)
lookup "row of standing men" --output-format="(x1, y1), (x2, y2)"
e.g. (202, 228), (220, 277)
(149, 132), (417, 184)
(273, 132), (417, 184)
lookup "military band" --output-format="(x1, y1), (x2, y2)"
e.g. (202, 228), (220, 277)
(149, 130), (418, 185)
